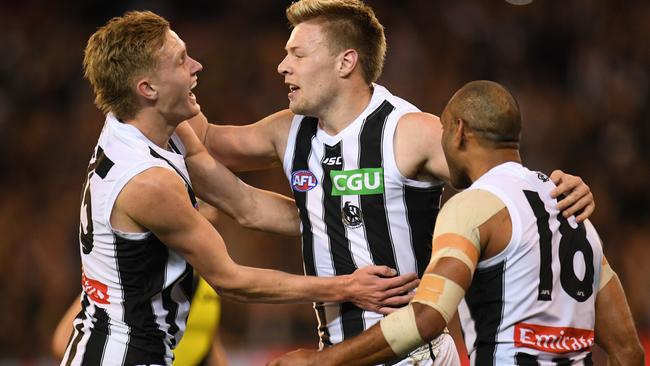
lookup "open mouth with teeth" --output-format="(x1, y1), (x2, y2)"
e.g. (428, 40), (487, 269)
(189, 80), (198, 99)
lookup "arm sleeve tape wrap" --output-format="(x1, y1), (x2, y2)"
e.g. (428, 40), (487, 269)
(380, 304), (424, 358)
(432, 189), (505, 258)
(412, 273), (465, 324)
(599, 257), (616, 291)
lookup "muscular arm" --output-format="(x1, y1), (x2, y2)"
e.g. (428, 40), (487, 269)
(177, 121), (300, 236)
(186, 110), (293, 172)
(117, 168), (417, 306)
(594, 270), (645, 365)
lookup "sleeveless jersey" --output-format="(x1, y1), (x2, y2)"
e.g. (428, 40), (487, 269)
(457, 162), (603, 366)
(63, 114), (195, 366)
(283, 84), (444, 347)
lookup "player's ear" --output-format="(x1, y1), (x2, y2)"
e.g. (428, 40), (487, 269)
(454, 118), (468, 148)
(136, 78), (158, 101)
(337, 49), (358, 78)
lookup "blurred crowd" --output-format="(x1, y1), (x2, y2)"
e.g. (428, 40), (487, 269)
(0, 0), (648, 358)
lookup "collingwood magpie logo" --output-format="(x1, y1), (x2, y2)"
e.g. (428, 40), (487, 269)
(342, 201), (363, 228)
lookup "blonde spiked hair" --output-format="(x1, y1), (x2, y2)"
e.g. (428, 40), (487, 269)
(83, 11), (169, 120)
(286, 0), (386, 84)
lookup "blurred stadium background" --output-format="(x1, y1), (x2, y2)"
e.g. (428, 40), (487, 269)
(0, 0), (648, 364)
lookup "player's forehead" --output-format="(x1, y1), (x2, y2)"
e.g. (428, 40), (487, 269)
(285, 21), (328, 51)
(160, 29), (186, 56)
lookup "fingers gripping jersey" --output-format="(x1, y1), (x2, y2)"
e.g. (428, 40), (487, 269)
(62, 114), (195, 366)
(457, 162), (604, 366)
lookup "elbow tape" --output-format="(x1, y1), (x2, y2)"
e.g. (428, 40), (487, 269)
(380, 304), (424, 357)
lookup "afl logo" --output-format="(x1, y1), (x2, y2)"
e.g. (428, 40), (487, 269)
(291, 170), (318, 192)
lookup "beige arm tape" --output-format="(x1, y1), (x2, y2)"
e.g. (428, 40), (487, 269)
(412, 274), (465, 324)
(380, 304), (424, 357)
(599, 256), (616, 291)
(430, 189), (505, 275)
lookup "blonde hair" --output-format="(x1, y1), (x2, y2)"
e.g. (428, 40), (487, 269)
(83, 11), (169, 120)
(286, 0), (386, 84)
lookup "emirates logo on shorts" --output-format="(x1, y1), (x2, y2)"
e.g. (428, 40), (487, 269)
(82, 272), (110, 305)
(514, 323), (594, 353)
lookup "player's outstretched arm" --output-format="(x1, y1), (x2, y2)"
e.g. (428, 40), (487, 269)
(594, 265), (645, 366)
(117, 168), (416, 306)
(177, 121), (300, 237)
(549, 169), (595, 222)
(186, 110), (293, 172)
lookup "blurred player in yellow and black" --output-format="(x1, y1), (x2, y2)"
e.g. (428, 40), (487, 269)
(53, 202), (228, 366)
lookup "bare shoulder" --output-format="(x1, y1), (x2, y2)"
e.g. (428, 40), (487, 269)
(258, 109), (296, 158)
(395, 112), (445, 181)
(116, 167), (193, 231)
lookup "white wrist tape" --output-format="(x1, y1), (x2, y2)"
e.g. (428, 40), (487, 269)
(380, 304), (424, 357)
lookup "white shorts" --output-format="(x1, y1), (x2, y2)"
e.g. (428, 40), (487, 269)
(396, 332), (460, 366)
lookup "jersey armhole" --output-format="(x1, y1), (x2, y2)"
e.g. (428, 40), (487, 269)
(471, 185), (522, 269)
(282, 114), (304, 178)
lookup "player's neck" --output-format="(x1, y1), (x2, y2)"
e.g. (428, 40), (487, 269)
(124, 109), (179, 149)
(317, 83), (373, 136)
(469, 148), (522, 183)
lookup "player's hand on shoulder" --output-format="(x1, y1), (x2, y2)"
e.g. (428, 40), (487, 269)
(347, 265), (419, 315)
(267, 348), (320, 366)
(549, 169), (595, 222)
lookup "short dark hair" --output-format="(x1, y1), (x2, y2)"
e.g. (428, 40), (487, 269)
(448, 80), (522, 146)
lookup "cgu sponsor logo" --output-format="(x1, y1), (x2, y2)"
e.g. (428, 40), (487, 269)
(291, 170), (318, 192)
(82, 272), (110, 305)
(514, 323), (594, 354)
(330, 168), (384, 196)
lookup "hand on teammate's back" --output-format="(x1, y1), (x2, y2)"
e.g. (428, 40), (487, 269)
(346, 265), (419, 315)
(549, 169), (595, 222)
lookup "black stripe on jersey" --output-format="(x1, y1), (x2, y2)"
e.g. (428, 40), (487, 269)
(163, 263), (193, 348)
(64, 295), (91, 366)
(315, 304), (332, 347)
(94, 148), (114, 179)
(168, 138), (181, 154)
(321, 142), (364, 339)
(148, 147), (198, 207)
(80, 305), (110, 364)
(291, 117), (319, 277)
(358, 100), (398, 270)
(465, 260), (506, 366)
(551, 357), (572, 366)
(292, 118), (336, 344)
(515, 352), (539, 365)
(115, 234), (168, 365)
(404, 184), (443, 277)
(583, 352), (593, 366)
(322, 142), (355, 273)
(524, 190), (553, 301)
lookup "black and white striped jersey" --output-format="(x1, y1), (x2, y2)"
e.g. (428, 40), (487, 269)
(283, 84), (445, 347)
(457, 162), (603, 366)
(62, 114), (195, 366)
